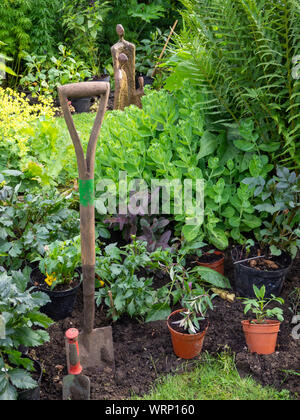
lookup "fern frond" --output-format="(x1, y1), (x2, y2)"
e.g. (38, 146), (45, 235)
(174, 0), (300, 169)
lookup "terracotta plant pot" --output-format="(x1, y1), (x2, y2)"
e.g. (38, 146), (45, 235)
(167, 309), (209, 359)
(196, 251), (225, 275)
(241, 319), (281, 355)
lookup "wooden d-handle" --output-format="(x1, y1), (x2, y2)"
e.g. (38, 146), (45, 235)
(57, 81), (110, 179)
(58, 81), (109, 100)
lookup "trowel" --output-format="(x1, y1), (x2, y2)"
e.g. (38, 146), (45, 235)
(63, 328), (90, 400)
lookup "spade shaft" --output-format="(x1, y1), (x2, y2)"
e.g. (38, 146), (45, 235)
(58, 82), (114, 369)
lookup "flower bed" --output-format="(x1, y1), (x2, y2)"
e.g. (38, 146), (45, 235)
(34, 249), (300, 400)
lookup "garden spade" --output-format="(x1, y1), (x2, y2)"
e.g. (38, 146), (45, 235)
(58, 82), (114, 370)
(63, 328), (90, 400)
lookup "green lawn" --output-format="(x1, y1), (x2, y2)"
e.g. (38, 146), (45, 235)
(132, 351), (293, 401)
(55, 111), (103, 146)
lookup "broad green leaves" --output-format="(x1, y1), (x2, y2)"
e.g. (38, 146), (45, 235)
(191, 266), (231, 289)
(0, 270), (52, 399)
(197, 131), (219, 160)
(242, 167), (300, 257)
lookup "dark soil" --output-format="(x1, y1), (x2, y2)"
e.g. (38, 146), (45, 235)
(34, 249), (300, 400)
(232, 245), (292, 272)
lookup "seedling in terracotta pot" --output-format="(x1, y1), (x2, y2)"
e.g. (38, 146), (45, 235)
(167, 285), (216, 359)
(240, 285), (284, 354)
(172, 285), (216, 334)
(241, 285), (284, 324)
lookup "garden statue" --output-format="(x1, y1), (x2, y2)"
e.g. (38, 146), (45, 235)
(111, 24), (144, 110)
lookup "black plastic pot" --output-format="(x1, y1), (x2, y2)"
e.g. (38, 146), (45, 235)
(18, 357), (42, 401)
(71, 97), (91, 114)
(30, 269), (82, 321)
(231, 247), (292, 298)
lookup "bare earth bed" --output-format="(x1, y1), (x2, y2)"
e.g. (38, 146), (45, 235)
(35, 250), (300, 400)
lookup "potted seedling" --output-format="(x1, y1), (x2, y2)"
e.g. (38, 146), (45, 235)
(167, 285), (216, 359)
(232, 166), (300, 298)
(240, 284), (284, 354)
(31, 236), (82, 321)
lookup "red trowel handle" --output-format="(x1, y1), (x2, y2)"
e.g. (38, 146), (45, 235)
(65, 328), (82, 375)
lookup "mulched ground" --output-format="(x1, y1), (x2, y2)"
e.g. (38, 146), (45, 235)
(33, 247), (300, 400)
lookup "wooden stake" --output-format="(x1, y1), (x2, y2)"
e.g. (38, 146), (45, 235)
(151, 20), (178, 78)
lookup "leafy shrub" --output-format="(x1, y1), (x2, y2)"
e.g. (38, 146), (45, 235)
(0, 269), (53, 400)
(26, 0), (63, 56)
(95, 86), (272, 247)
(0, 87), (77, 185)
(0, 171), (79, 270)
(34, 236), (82, 290)
(99, 0), (181, 70)
(167, 0), (300, 168)
(20, 45), (92, 98)
(61, 0), (111, 76)
(0, 88), (54, 175)
(0, 0), (33, 82)
(95, 237), (230, 322)
(136, 28), (170, 77)
(242, 166), (300, 258)
(95, 239), (168, 321)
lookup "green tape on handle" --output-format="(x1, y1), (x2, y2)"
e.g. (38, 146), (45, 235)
(79, 179), (94, 207)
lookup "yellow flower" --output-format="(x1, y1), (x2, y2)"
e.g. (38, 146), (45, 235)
(45, 273), (56, 287)
(99, 280), (105, 287)
(0, 87), (54, 158)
